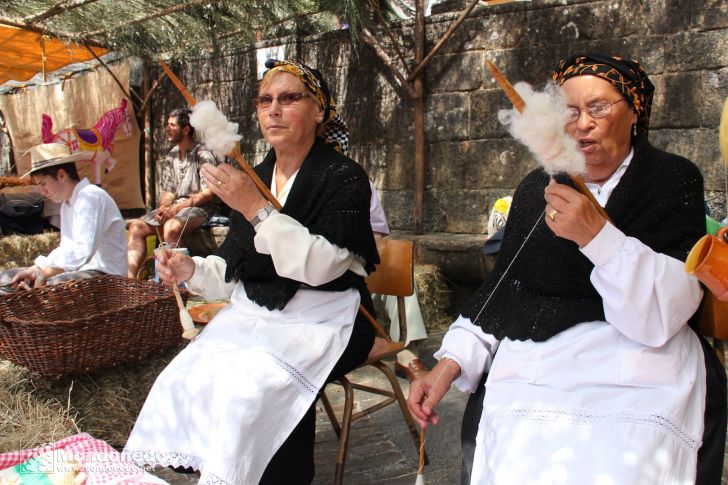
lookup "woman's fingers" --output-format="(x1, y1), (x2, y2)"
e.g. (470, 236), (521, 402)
(407, 379), (433, 428)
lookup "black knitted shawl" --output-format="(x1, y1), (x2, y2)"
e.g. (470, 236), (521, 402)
(460, 137), (705, 342)
(216, 137), (380, 311)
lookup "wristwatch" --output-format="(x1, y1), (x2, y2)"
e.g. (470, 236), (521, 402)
(250, 202), (276, 227)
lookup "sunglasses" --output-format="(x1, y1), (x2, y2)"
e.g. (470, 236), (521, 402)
(253, 92), (311, 110)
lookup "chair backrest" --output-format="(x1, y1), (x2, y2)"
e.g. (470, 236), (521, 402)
(365, 238), (414, 298)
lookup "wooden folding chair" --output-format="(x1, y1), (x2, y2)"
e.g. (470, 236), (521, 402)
(320, 238), (425, 484)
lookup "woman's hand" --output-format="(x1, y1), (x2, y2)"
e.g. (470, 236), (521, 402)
(154, 247), (195, 286)
(202, 163), (268, 220)
(407, 358), (461, 429)
(544, 180), (606, 247)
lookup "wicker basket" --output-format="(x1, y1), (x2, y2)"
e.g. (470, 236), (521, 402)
(0, 275), (183, 377)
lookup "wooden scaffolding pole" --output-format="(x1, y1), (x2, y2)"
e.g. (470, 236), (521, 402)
(412, 0), (426, 235)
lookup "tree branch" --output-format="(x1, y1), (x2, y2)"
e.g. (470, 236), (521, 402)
(361, 27), (417, 99)
(369, 0), (410, 76)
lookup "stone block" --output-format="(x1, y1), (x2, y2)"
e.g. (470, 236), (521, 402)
(426, 52), (484, 92)
(459, 11), (528, 51)
(406, 232), (490, 285)
(469, 89), (510, 139)
(650, 128), (723, 190)
(665, 31), (728, 72)
(425, 139), (532, 191)
(651, 72), (702, 128)
(700, 67), (728, 127)
(523, 1), (645, 45)
(425, 92), (470, 141)
(690, 0), (728, 30)
(343, 96), (415, 145)
(422, 188), (489, 233)
(640, 0), (691, 34)
(352, 144), (413, 191)
(380, 189), (415, 231)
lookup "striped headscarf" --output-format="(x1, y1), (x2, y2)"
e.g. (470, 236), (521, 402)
(264, 58), (350, 154)
(552, 52), (655, 136)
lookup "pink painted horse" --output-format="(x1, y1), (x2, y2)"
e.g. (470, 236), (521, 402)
(41, 99), (132, 185)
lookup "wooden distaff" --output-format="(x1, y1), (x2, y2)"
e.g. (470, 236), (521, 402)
(485, 60), (611, 223)
(158, 60), (283, 212)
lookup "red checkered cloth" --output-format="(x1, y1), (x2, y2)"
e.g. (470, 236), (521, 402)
(0, 433), (167, 484)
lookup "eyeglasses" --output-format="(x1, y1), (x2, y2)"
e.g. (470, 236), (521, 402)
(253, 92), (311, 110)
(565, 99), (624, 123)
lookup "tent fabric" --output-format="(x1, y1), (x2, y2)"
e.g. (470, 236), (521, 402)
(0, 25), (107, 86)
(0, 62), (144, 209)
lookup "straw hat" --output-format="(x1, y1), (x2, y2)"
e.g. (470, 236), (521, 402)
(22, 143), (86, 178)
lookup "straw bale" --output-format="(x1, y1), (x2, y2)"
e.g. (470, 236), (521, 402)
(0, 232), (60, 271)
(0, 177), (33, 189)
(414, 264), (454, 334)
(0, 345), (185, 452)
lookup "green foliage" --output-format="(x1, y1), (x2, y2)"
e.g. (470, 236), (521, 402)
(0, 0), (394, 58)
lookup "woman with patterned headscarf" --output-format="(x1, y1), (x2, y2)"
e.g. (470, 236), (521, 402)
(125, 59), (378, 484)
(408, 53), (725, 484)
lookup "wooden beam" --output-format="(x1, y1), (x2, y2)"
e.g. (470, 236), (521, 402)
(77, 0), (220, 39)
(0, 16), (107, 49)
(23, 0), (104, 24)
(361, 28), (418, 99)
(407, 0), (480, 83)
(139, 70), (166, 114)
(143, 63), (156, 209)
(412, 0), (426, 235)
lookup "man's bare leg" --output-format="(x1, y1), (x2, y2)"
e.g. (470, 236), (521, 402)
(163, 216), (207, 248)
(127, 219), (156, 278)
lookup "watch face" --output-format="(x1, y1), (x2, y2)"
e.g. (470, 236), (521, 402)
(258, 208), (269, 221)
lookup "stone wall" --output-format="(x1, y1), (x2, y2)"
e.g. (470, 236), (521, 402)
(150, 0), (728, 234)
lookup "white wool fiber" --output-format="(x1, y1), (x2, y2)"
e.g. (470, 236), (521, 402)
(190, 100), (242, 159)
(498, 81), (585, 175)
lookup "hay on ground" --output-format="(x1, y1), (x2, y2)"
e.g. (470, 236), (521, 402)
(0, 345), (184, 452)
(0, 232), (60, 271)
(415, 264), (454, 334)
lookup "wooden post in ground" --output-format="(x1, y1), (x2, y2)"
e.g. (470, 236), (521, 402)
(412, 0), (426, 235)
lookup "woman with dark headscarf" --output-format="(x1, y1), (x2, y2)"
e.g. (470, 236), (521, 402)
(124, 59), (378, 484)
(408, 53), (725, 483)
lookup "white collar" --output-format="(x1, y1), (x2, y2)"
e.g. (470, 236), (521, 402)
(65, 178), (90, 207)
(584, 148), (634, 206)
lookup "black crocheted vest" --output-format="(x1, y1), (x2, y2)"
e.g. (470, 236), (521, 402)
(216, 138), (380, 312)
(460, 138), (705, 342)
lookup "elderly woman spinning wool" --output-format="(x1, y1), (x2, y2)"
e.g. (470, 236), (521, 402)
(408, 53), (727, 484)
(124, 59), (378, 485)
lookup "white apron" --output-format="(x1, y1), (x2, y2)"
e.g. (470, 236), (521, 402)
(124, 283), (359, 484)
(470, 322), (706, 485)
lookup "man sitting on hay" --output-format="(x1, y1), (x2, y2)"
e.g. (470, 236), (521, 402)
(0, 143), (127, 293)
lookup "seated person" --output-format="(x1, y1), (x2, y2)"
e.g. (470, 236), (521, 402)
(0, 143), (127, 293)
(409, 53), (726, 483)
(126, 108), (220, 278)
(124, 59), (379, 485)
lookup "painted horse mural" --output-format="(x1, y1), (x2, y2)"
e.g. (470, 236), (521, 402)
(41, 99), (132, 185)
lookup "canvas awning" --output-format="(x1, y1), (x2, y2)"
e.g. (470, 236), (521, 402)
(0, 24), (107, 85)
